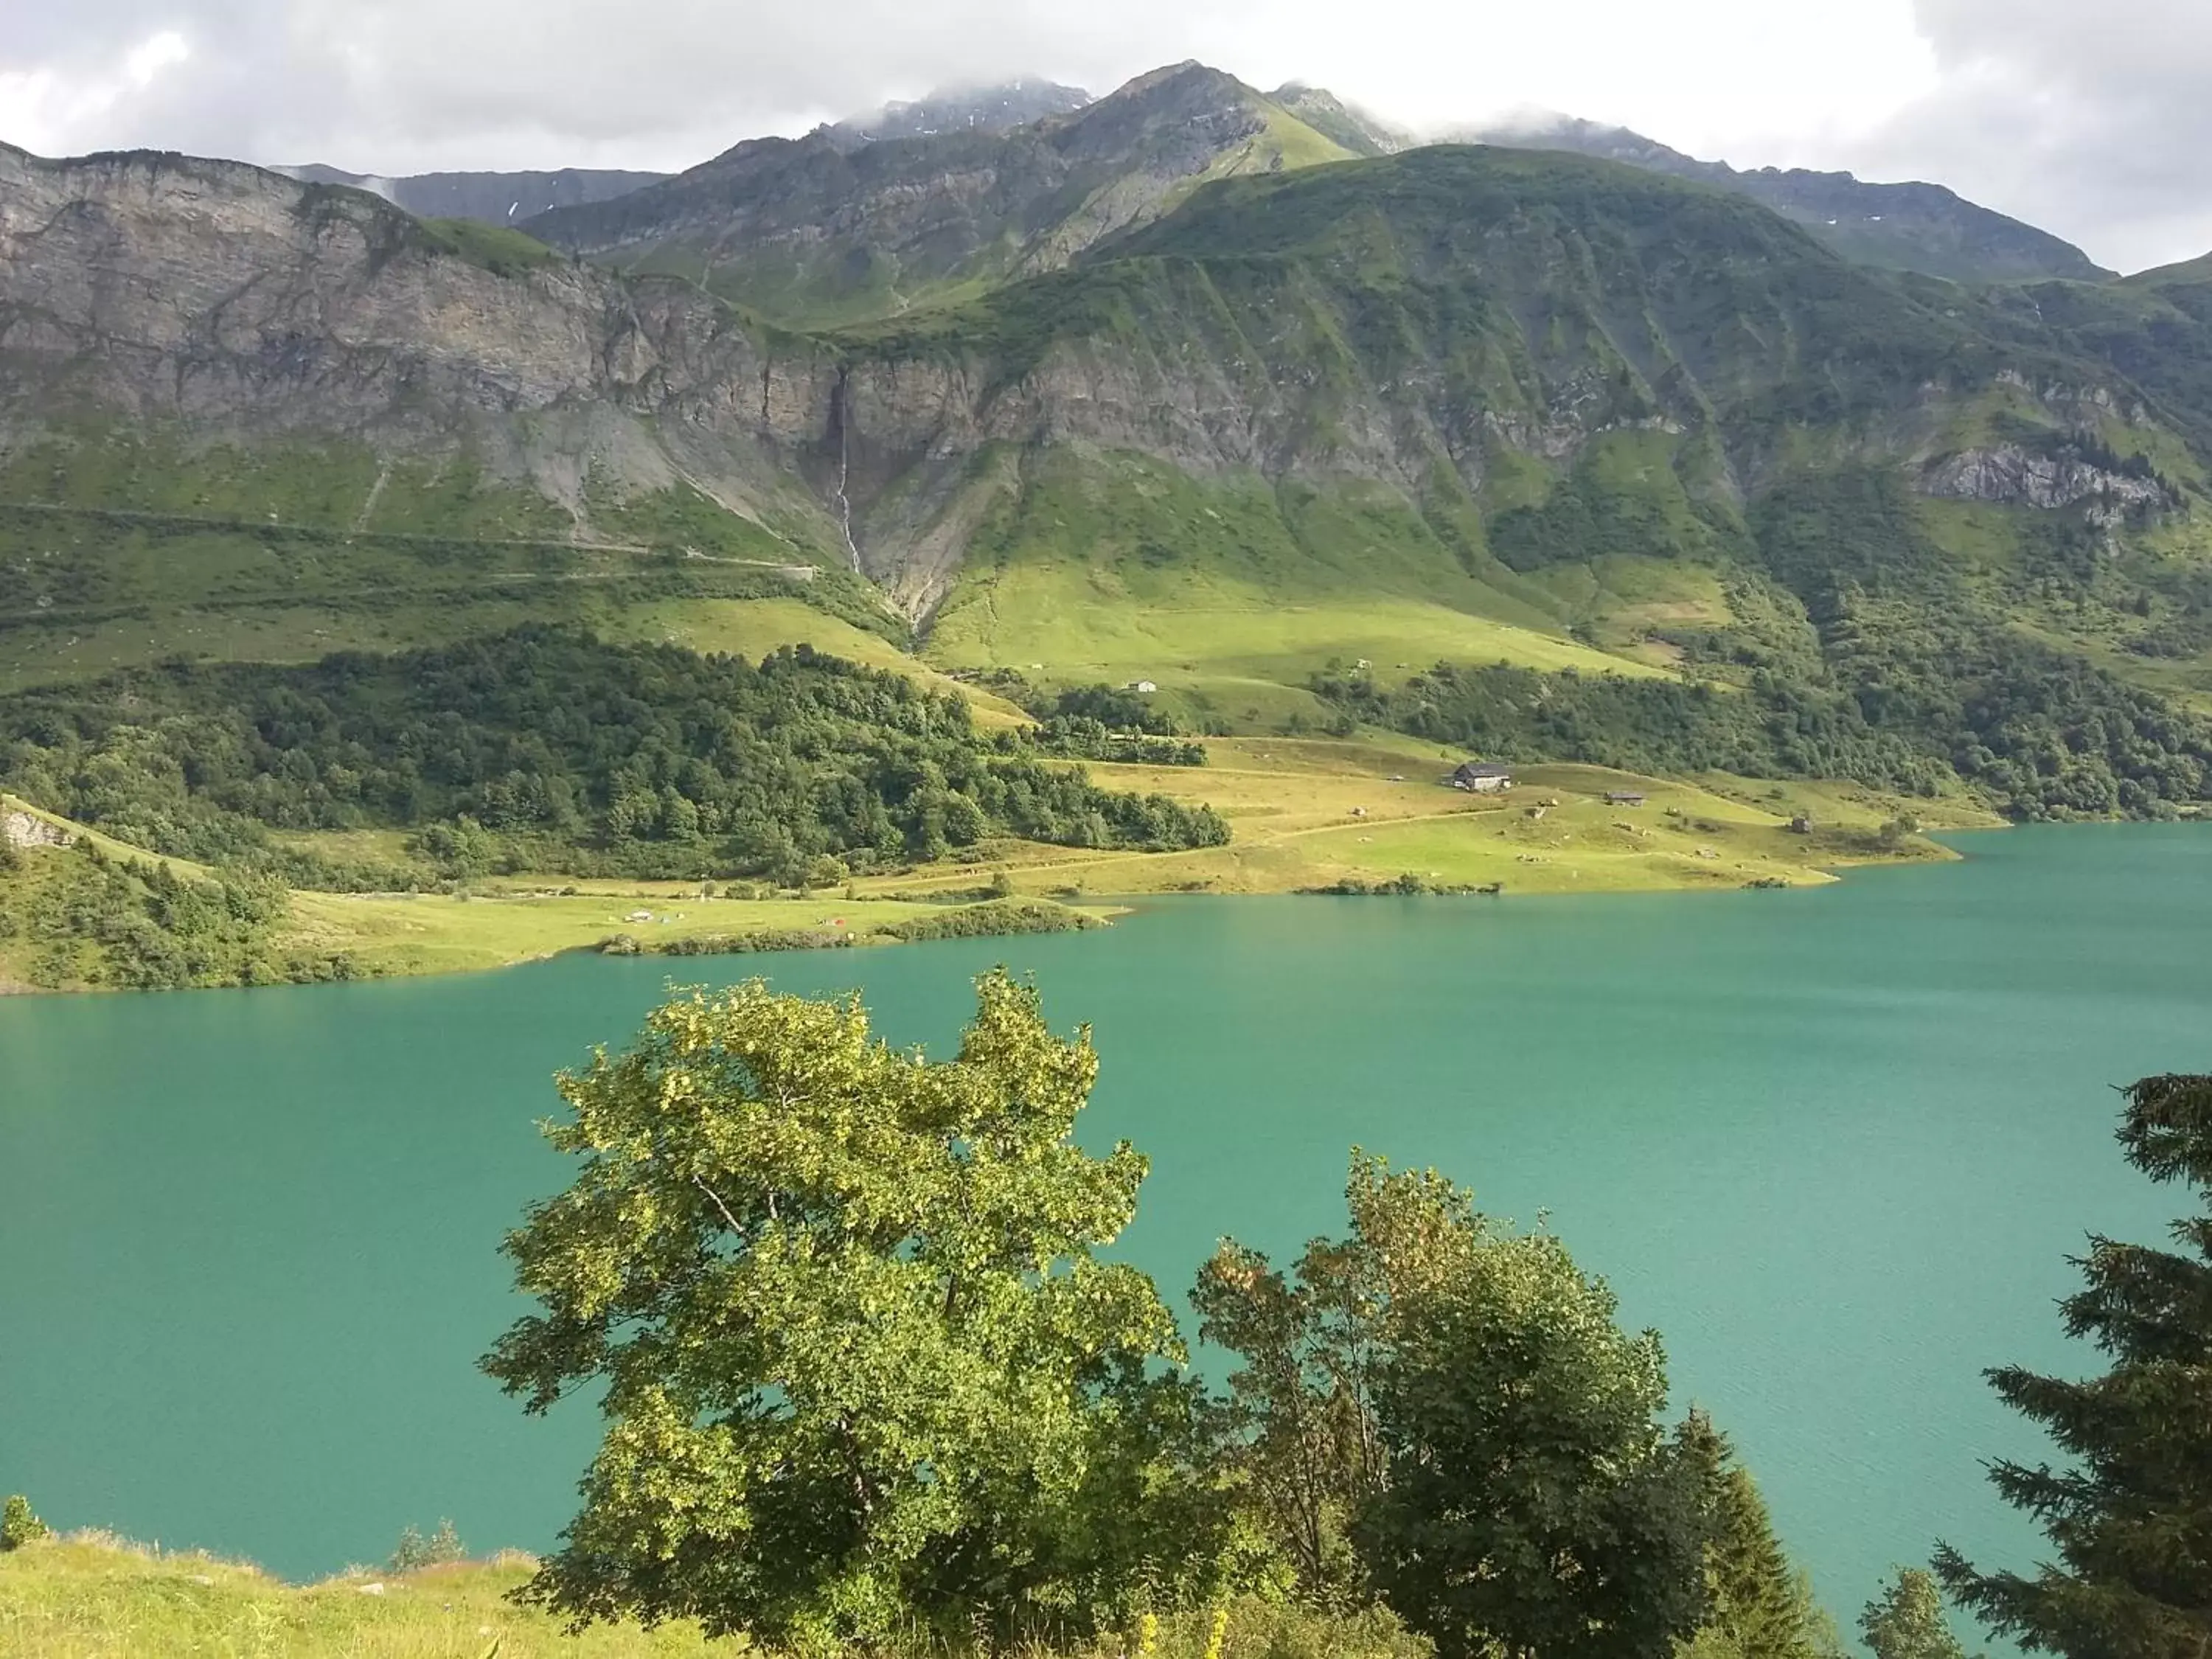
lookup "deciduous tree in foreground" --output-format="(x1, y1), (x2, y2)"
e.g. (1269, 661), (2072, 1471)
(1934, 1073), (2212, 1659)
(1202, 1154), (1722, 1659)
(483, 971), (1224, 1651)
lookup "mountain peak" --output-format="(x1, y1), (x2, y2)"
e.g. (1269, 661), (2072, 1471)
(523, 59), (1349, 330)
(1267, 83), (1413, 157)
(832, 77), (1092, 145)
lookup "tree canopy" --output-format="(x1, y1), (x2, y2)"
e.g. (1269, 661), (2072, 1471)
(1197, 1153), (1720, 1659)
(481, 971), (1227, 1651)
(1933, 1074), (2212, 1659)
(0, 628), (1229, 887)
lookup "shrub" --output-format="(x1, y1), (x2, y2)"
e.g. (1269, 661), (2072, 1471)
(1, 1494), (51, 1550)
(387, 1517), (465, 1573)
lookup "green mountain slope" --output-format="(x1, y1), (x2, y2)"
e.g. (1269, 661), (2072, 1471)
(811, 147), (2212, 801)
(523, 63), (1354, 329)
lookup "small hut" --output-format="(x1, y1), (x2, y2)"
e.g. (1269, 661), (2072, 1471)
(1448, 762), (1514, 794)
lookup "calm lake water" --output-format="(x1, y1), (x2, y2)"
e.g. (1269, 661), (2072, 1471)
(4, 824), (2208, 1632)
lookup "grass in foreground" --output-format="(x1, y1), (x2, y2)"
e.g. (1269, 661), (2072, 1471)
(0, 1534), (1423, 1659)
(0, 1534), (713, 1658)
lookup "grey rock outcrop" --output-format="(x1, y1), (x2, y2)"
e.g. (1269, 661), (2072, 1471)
(4, 806), (74, 848)
(1922, 445), (2168, 520)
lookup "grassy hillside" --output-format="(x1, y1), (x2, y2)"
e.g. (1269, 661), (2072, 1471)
(1470, 119), (2110, 285)
(0, 1532), (1422, 1659)
(917, 447), (1668, 728)
(0, 422), (907, 695)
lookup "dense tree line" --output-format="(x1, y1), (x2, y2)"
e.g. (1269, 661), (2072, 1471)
(0, 839), (359, 990)
(1021, 684), (1209, 765)
(1320, 471), (2212, 819)
(0, 630), (1228, 886)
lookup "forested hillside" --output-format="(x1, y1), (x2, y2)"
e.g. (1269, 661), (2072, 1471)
(0, 630), (1228, 887)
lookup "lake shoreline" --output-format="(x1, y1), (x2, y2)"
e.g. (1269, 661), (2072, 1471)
(3, 741), (2010, 994)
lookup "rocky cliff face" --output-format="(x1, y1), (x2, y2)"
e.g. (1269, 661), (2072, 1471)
(1923, 445), (2171, 519)
(0, 144), (846, 510)
(0, 137), (2193, 625)
(3, 148), (616, 422)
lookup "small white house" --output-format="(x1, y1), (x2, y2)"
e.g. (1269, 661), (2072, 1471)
(1128, 680), (1158, 694)
(1449, 762), (1514, 794)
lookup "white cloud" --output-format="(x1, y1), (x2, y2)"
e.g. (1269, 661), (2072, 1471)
(0, 28), (192, 156)
(1829, 0), (2212, 271)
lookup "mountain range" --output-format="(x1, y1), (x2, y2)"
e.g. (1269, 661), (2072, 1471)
(4, 60), (2212, 822)
(1462, 116), (2110, 285)
(275, 163), (669, 226)
(274, 72), (2111, 292)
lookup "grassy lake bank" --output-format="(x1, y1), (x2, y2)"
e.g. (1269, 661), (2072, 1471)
(1, 737), (1997, 993)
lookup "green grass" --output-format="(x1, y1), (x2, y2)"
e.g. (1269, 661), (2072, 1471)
(609, 597), (1027, 723)
(920, 448), (1672, 729)
(0, 1534), (714, 1658)
(858, 737), (1974, 902)
(280, 886), (1116, 981)
(417, 216), (563, 279)
(0, 1532), (1425, 1659)
(0, 424), (905, 692)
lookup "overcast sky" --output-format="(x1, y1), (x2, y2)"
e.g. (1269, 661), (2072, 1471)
(4, 0), (2208, 273)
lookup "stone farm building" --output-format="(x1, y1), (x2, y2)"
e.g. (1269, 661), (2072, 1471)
(1449, 762), (1514, 793)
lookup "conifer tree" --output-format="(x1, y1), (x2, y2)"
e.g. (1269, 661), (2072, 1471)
(1677, 1417), (1834, 1659)
(1705, 1462), (1826, 1659)
(1933, 1073), (2212, 1659)
(1862, 1568), (1968, 1659)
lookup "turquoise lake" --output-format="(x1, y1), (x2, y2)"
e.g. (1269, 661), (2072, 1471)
(3, 823), (2207, 1635)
